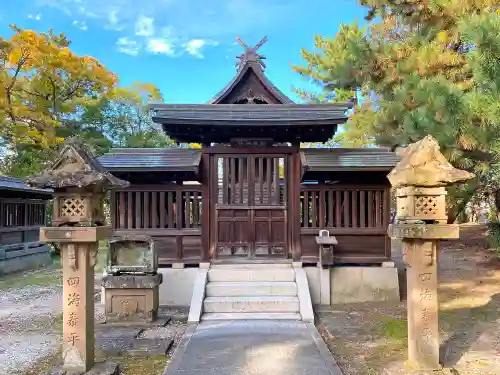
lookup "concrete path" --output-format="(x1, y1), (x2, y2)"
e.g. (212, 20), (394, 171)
(164, 320), (343, 375)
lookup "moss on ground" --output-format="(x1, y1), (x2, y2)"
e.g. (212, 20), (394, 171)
(375, 317), (407, 342)
(20, 352), (169, 375)
(0, 261), (62, 291)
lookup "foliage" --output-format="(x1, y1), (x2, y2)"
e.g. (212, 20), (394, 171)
(294, 1), (500, 220)
(0, 25), (117, 148)
(0, 26), (177, 178)
(487, 220), (500, 258)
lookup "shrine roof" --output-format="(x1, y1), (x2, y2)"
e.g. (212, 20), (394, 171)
(301, 148), (400, 171)
(0, 175), (53, 195)
(152, 103), (350, 124)
(209, 36), (293, 104)
(98, 148), (202, 172)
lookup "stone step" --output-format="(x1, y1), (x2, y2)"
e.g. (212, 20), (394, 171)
(207, 268), (295, 282)
(206, 281), (297, 297)
(203, 296), (300, 313)
(211, 263), (292, 269)
(201, 312), (302, 321)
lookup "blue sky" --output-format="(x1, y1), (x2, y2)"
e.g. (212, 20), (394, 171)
(1, 0), (368, 104)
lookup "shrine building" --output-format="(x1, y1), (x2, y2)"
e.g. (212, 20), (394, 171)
(99, 37), (400, 315)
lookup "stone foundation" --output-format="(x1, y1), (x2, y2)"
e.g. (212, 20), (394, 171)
(305, 265), (400, 305)
(102, 274), (162, 323)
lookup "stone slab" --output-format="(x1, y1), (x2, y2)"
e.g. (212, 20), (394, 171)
(388, 223), (459, 239)
(208, 268), (295, 282)
(205, 281), (297, 297)
(163, 321), (343, 375)
(95, 326), (173, 357)
(201, 312), (302, 321)
(203, 296), (299, 313)
(187, 268), (208, 323)
(295, 268), (315, 322)
(331, 267), (400, 304)
(97, 317), (171, 329)
(158, 268), (198, 307)
(44, 361), (119, 375)
(101, 274), (162, 289)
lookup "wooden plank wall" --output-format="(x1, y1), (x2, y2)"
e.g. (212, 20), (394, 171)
(0, 198), (46, 245)
(112, 185), (204, 264)
(299, 185), (391, 264)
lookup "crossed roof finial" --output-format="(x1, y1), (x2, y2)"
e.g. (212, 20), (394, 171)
(235, 36), (268, 71)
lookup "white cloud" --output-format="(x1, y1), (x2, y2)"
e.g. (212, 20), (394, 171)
(36, 0), (292, 39)
(183, 39), (218, 58)
(116, 37), (141, 56)
(28, 13), (42, 20)
(106, 9), (124, 30)
(135, 16), (155, 37)
(72, 20), (89, 30)
(146, 38), (175, 56)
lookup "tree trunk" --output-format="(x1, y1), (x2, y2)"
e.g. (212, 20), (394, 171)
(494, 190), (500, 220)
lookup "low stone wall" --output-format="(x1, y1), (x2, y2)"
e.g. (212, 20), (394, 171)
(0, 241), (53, 275)
(305, 265), (400, 305)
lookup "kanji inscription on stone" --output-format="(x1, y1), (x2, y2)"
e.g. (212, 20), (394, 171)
(419, 273), (432, 282)
(67, 276), (80, 287)
(67, 312), (78, 327)
(420, 289), (432, 301)
(67, 332), (80, 346)
(67, 293), (81, 306)
(421, 308), (431, 322)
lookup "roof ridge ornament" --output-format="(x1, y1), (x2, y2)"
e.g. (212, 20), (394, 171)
(235, 36), (268, 71)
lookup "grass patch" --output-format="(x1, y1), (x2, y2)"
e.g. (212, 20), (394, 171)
(118, 355), (169, 375)
(375, 317), (407, 342)
(20, 352), (169, 375)
(0, 260), (62, 291)
(94, 247), (108, 274)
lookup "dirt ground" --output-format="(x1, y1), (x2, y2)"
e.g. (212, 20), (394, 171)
(317, 224), (500, 375)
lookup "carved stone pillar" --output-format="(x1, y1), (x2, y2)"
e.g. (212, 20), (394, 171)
(27, 138), (128, 373)
(387, 135), (474, 370)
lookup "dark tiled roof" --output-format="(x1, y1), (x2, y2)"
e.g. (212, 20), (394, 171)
(98, 148), (202, 172)
(208, 62), (294, 104)
(151, 104), (351, 126)
(0, 175), (53, 195)
(301, 148), (400, 171)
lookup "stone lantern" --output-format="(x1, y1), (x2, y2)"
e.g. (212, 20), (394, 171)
(101, 235), (162, 323)
(27, 138), (129, 374)
(387, 135), (474, 370)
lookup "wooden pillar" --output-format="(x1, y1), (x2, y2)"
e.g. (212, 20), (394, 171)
(201, 152), (211, 262)
(289, 151), (301, 261)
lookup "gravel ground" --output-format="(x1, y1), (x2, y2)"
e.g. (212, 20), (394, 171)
(0, 269), (103, 375)
(0, 282), (62, 375)
(317, 225), (500, 375)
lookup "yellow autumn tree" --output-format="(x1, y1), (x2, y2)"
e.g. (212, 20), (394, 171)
(0, 25), (118, 148)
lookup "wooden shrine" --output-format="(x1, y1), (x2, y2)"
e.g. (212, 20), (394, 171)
(99, 37), (400, 266)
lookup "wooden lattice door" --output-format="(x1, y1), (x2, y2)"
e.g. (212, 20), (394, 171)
(212, 154), (287, 259)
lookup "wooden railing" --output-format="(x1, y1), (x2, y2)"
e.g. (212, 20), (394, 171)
(299, 185), (391, 264)
(112, 186), (203, 230)
(0, 199), (46, 228)
(111, 185), (204, 263)
(0, 199), (47, 247)
(300, 185), (388, 229)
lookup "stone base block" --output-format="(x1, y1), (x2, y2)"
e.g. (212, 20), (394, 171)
(330, 267), (400, 304)
(44, 361), (119, 375)
(102, 274), (162, 323)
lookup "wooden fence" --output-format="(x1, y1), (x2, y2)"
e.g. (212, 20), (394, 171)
(111, 185), (204, 263)
(0, 199), (46, 246)
(299, 185), (391, 263)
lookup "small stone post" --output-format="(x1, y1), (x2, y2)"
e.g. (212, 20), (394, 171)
(27, 139), (128, 373)
(387, 136), (474, 370)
